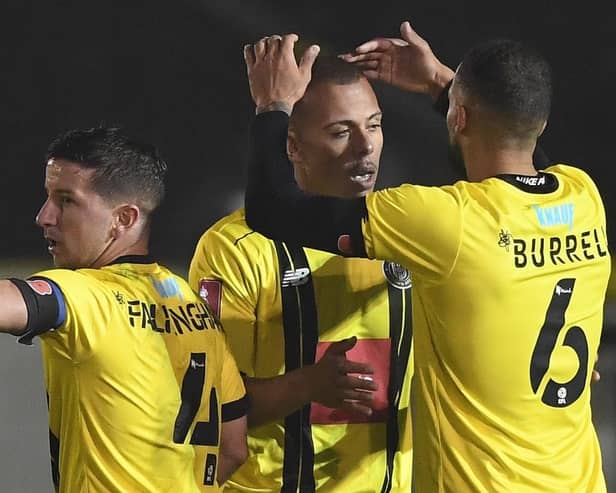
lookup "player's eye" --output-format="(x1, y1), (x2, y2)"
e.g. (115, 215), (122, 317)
(59, 196), (74, 205)
(331, 129), (350, 138)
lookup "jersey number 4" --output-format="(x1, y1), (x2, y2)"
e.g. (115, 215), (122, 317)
(174, 352), (220, 485)
(530, 278), (589, 408)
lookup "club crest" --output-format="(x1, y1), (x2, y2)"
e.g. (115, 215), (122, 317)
(382, 262), (412, 289)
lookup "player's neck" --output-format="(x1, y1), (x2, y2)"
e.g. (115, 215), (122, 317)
(92, 236), (150, 269)
(464, 145), (537, 182)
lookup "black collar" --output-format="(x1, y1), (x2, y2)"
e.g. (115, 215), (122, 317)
(108, 255), (155, 266)
(494, 172), (559, 194)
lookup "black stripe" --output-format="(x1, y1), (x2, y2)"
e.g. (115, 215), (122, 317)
(381, 276), (413, 493)
(286, 244), (318, 492)
(49, 428), (60, 489)
(233, 230), (258, 246)
(221, 394), (250, 422)
(275, 241), (318, 493)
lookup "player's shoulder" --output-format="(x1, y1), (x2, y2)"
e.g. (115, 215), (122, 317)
(30, 268), (116, 308)
(546, 163), (604, 199)
(546, 163), (595, 184)
(32, 267), (99, 289)
(197, 208), (275, 251)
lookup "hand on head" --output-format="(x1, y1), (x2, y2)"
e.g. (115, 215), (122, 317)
(340, 21), (454, 100)
(244, 34), (320, 115)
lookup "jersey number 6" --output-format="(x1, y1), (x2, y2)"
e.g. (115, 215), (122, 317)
(529, 278), (589, 408)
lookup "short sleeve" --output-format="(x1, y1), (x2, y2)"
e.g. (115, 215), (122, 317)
(32, 269), (113, 360)
(219, 336), (248, 422)
(363, 183), (464, 282)
(188, 223), (259, 375)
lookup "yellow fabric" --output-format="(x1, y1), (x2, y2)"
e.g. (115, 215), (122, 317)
(364, 164), (609, 492)
(36, 260), (246, 493)
(189, 208), (413, 492)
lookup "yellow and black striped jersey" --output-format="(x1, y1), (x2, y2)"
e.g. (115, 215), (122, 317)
(189, 209), (413, 492)
(363, 165), (609, 492)
(27, 256), (247, 493)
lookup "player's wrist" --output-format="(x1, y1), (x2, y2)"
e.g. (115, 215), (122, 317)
(433, 78), (453, 117)
(428, 65), (455, 102)
(255, 101), (293, 116)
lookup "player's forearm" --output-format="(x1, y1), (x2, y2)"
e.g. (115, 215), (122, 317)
(217, 413), (247, 483)
(244, 366), (317, 428)
(244, 112), (368, 257)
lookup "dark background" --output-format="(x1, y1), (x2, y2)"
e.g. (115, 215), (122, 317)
(0, 1), (614, 490)
(1, 0), (614, 269)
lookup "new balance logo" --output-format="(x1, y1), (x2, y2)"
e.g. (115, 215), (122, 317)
(281, 267), (310, 287)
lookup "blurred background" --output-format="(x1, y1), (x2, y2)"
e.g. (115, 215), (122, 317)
(1, 0), (614, 490)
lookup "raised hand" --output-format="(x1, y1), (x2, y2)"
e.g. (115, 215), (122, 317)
(244, 34), (320, 115)
(341, 21), (454, 100)
(307, 336), (377, 417)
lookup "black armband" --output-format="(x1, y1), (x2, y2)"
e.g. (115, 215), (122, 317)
(433, 79), (453, 117)
(9, 277), (65, 345)
(221, 394), (250, 422)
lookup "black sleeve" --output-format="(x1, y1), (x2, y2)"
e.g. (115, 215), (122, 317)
(433, 83), (553, 170)
(244, 111), (368, 257)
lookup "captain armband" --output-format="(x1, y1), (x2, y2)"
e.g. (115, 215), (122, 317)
(8, 277), (66, 345)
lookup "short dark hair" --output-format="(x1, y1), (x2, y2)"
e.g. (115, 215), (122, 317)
(309, 55), (366, 87)
(46, 126), (167, 215)
(291, 55), (369, 121)
(456, 39), (552, 139)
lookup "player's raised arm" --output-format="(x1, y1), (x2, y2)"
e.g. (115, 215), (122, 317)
(342, 21), (553, 170)
(243, 34), (370, 257)
(244, 33), (319, 116)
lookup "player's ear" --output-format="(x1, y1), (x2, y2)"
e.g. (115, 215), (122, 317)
(454, 104), (468, 135)
(112, 204), (140, 238)
(287, 129), (301, 164)
(538, 120), (547, 137)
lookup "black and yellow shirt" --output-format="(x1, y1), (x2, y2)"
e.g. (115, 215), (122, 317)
(190, 210), (413, 492)
(363, 165), (609, 492)
(22, 257), (247, 492)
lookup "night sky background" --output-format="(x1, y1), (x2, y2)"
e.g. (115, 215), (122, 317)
(1, 0), (614, 270)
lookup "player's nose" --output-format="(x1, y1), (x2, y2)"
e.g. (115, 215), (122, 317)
(35, 198), (57, 228)
(353, 129), (375, 156)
